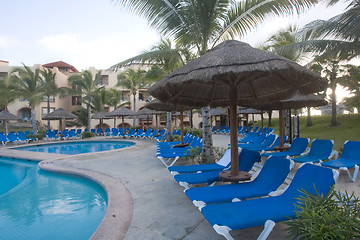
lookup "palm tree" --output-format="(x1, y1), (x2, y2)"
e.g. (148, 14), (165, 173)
(68, 70), (104, 130)
(105, 88), (130, 127)
(117, 68), (146, 126)
(0, 77), (17, 111)
(292, 0), (359, 61)
(8, 64), (43, 133)
(339, 64), (360, 111)
(40, 68), (69, 129)
(114, 0), (325, 158)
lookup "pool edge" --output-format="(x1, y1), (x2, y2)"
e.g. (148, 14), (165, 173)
(38, 160), (133, 240)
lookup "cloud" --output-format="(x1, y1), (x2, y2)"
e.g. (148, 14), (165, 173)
(0, 35), (19, 48)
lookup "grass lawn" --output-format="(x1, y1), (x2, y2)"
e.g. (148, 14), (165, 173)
(254, 113), (360, 151)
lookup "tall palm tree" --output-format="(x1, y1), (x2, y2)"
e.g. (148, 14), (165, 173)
(117, 68), (146, 126)
(105, 88), (130, 127)
(40, 68), (69, 129)
(68, 70), (104, 130)
(114, 0), (325, 158)
(8, 64), (43, 133)
(0, 77), (17, 111)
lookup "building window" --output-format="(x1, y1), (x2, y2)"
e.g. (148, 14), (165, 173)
(72, 96), (82, 105)
(139, 92), (144, 101)
(43, 107), (55, 117)
(101, 75), (109, 85)
(43, 95), (55, 102)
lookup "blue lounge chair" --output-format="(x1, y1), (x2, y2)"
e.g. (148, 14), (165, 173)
(291, 139), (334, 164)
(46, 131), (60, 141)
(96, 128), (103, 135)
(133, 129), (144, 138)
(141, 129), (153, 138)
(241, 134), (276, 150)
(248, 136), (288, 152)
(173, 149), (260, 189)
(168, 148), (231, 175)
(17, 131), (37, 143)
(200, 164), (339, 240)
(261, 137), (310, 158)
(185, 156), (294, 208)
(0, 133), (9, 145)
(321, 140), (360, 182)
(7, 132), (23, 144)
(157, 137), (203, 167)
(125, 128), (136, 138)
(211, 126), (216, 134)
(104, 128), (111, 137)
(90, 129), (96, 134)
(238, 132), (267, 145)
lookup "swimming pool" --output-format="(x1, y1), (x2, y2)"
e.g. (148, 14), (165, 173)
(0, 157), (107, 240)
(15, 140), (135, 155)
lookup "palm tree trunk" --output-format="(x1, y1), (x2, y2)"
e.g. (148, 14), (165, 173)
(132, 93), (136, 126)
(307, 107), (312, 126)
(202, 106), (213, 161)
(87, 96), (92, 130)
(331, 84), (337, 126)
(30, 106), (37, 134)
(47, 98), (51, 129)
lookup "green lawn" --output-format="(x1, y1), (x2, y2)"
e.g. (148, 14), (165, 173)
(254, 113), (360, 151)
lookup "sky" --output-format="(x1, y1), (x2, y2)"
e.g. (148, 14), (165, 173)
(1, 0), (349, 72)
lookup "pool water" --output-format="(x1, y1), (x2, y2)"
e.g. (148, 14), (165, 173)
(15, 140), (135, 155)
(0, 157), (107, 240)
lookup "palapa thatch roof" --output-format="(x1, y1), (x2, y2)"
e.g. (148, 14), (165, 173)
(237, 107), (263, 114)
(149, 40), (327, 107)
(210, 107), (227, 116)
(91, 111), (114, 119)
(0, 110), (20, 121)
(42, 108), (77, 120)
(134, 107), (157, 116)
(145, 99), (194, 112)
(106, 107), (134, 117)
(246, 92), (328, 110)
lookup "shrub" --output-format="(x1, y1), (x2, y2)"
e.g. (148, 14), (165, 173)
(285, 187), (360, 239)
(184, 127), (202, 138)
(82, 131), (95, 139)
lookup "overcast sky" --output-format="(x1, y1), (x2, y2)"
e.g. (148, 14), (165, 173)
(1, 0), (348, 71)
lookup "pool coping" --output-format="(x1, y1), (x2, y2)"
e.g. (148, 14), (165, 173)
(0, 138), (141, 240)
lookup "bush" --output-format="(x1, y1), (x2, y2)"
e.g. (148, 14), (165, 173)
(184, 127), (202, 138)
(82, 131), (95, 139)
(285, 187), (360, 239)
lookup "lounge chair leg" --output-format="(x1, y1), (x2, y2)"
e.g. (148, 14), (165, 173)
(353, 165), (359, 182)
(168, 156), (179, 167)
(213, 224), (233, 240)
(158, 157), (170, 167)
(258, 220), (275, 240)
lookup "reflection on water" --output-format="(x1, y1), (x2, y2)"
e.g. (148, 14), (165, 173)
(16, 141), (135, 155)
(0, 158), (107, 240)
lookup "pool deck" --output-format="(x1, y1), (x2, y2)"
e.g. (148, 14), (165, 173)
(1, 135), (360, 240)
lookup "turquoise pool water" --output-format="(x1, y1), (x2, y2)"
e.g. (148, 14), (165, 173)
(15, 140), (135, 155)
(0, 157), (107, 240)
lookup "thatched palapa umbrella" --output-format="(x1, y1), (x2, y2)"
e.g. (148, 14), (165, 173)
(42, 108), (77, 139)
(106, 107), (135, 134)
(237, 107), (264, 131)
(91, 111), (114, 132)
(149, 40), (327, 179)
(247, 92), (327, 146)
(145, 99), (193, 145)
(0, 110), (20, 135)
(134, 107), (157, 128)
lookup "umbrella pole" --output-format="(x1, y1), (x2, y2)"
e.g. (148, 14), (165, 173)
(180, 108), (184, 144)
(261, 110), (264, 133)
(279, 109), (284, 147)
(3, 120), (7, 135)
(229, 89), (239, 176)
(122, 116), (125, 135)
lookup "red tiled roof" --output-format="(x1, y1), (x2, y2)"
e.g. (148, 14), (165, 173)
(42, 61), (79, 73)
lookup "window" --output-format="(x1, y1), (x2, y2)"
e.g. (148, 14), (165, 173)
(43, 95), (55, 102)
(139, 92), (144, 101)
(72, 96), (82, 105)
(101, 75), (109, 85)
(43, 107), (55, 117)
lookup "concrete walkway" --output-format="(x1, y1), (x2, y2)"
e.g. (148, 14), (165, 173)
(1, 135), (359, 239)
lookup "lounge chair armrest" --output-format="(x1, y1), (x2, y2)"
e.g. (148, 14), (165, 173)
(268, 185), (289, 196)
(301, 147), (310, 156)
(330, 150), (338, 159)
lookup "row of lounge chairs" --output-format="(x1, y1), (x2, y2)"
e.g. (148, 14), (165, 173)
(166, 144), (340, 239)
(212, 125), (274, 136)
(0, 131), (37, 145)
(156, 133), (203, 167)
(103, 128), (168, 140)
